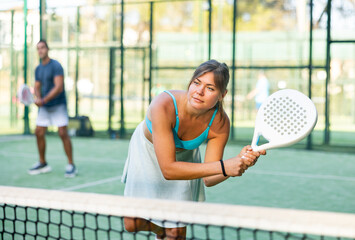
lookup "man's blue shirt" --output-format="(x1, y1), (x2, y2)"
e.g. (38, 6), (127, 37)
(35, 59), (66, 107)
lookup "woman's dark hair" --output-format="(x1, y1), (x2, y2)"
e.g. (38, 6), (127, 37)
(188, 59), (230, 115)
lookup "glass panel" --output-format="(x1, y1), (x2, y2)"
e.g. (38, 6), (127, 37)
(310, 67), (326, 146)
(0, 11), (16, 134)
(212, 0), (310, 66)
(0, 0), (354, 151)
(154, 1), (208, 67)
(76, 49), (110, 131)
(329, 44), (355, 146)
(330, 0), (355, 41)
(0, 9), (39, 134)
(153, 68), (193, 91)
(124, 3), (151, 46)
(46, 7), (78, 45)
(79, 5), (112, 44)
(111, 49), (121, 133)
(122, 48), (147, 131)
(231, 69), (321, 145)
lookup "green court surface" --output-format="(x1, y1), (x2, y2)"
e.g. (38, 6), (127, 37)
(0, 134), (354, 215)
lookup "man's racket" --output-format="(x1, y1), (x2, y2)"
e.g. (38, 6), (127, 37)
(251, 89), (317, 151)
(18, 84), (34, 106)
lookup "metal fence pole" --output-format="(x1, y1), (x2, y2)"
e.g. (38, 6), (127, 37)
(307, 0), (314, 150)
(119, 0), (125, 137)
(208, 0), (212, 59)
(230, 0), (238, 140)
(74, 7), (80, 117)
(23, 0), (30, 135)
(39, 0), (46, 39)
(324, 0), (331, 144)
(148, 2), (154, 104)
(108, 48), (115, 134)
(10, 10), (16, 127)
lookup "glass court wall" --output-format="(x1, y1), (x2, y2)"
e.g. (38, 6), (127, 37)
(0, 0), (354, 150)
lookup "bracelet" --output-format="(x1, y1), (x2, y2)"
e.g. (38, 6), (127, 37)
(219, 159), (227, 177)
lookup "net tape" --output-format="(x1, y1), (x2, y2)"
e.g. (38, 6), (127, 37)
(1, 186), (354, 240)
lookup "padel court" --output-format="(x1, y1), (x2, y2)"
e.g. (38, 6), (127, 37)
(1, 134), (354, 213)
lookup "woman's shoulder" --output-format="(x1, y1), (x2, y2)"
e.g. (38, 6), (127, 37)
(149, 90), (186, 115)
(163, 90), (186, 97)
(151, 90), (185, 106)
(210, 109), (230, 134)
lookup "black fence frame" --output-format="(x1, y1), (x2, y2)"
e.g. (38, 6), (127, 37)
(6, 0), (355, 149)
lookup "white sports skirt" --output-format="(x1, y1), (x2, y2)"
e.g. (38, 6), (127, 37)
(121, 121), (205, 228)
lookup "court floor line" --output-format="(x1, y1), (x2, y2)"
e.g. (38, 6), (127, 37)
(2, 150), (354, 183)
(60, 176), (122, 191)
(60, 169), (355, 192)
(249, 169), (355, 182)
(0, 135), (34, 142)
(0, 150), (120, 163)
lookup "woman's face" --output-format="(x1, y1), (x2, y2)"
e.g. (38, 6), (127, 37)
(187, 71), (222, 111)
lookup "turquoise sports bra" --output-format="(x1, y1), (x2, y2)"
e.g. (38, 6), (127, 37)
(145, 90), (218, 150)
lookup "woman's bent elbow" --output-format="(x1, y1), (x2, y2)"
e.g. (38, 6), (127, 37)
(124, 217), (137, 232)
(203, 178), (215, 187)
(161, 169), (175, 180)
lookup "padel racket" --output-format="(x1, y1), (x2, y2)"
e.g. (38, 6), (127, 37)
(18, 84), (34, 106)
(251, 89), (317, 151)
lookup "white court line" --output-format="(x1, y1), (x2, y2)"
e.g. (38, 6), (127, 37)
(60, 176), (122, 191)
(249, 169), (355, 182)
(61, 169), (355, 192)
(2, 148), (354, 182)
(0, 150), (120, 163)
(0, 135), (34, 142)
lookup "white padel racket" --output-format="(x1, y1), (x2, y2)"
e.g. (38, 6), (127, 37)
(18, 84), (34, 106)
(251, 89), (317, 151)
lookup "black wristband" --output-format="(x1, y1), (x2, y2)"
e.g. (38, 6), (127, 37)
(219, 159), (227, 177)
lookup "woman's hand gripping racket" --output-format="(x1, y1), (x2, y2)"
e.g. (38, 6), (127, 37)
(251, 89), (318, 151)
(17, 84), (34, 106)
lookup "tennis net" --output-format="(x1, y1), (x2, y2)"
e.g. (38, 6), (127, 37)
(1, 186), (354, 240)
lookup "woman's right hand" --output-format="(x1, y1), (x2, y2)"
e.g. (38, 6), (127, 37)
(223, 145), (264, 177)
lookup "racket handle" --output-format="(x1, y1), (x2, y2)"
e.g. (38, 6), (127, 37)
(251, 144), (269, 152)
(251, 145), (263, 152)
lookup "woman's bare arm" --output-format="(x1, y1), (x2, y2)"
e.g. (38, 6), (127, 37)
(150, 95), (250, 180)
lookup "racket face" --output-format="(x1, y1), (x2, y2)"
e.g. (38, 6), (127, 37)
(252, 89), (317, 151)
(18, 84), (34, 106)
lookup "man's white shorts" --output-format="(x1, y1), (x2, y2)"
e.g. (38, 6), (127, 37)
(36, 104), (69, 127)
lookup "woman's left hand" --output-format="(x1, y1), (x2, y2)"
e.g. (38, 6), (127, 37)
(239, 145), (266, 167)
